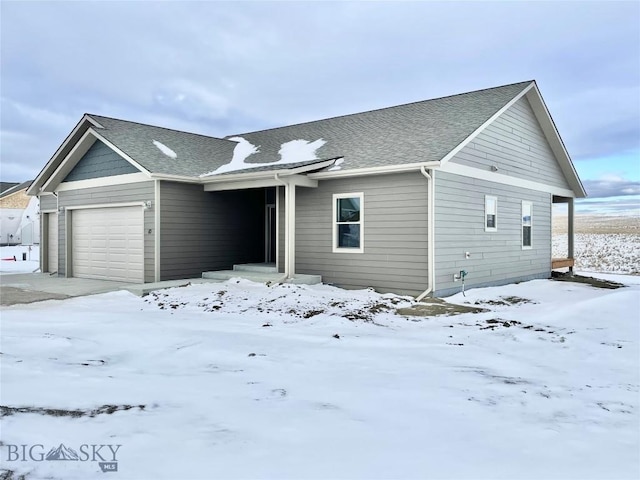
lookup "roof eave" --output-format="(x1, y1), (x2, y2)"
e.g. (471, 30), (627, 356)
(200, 158), (338, 184)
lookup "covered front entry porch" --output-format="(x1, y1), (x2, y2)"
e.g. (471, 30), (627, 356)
(552, 195), (576, 272)
(199, 161), (335, 285)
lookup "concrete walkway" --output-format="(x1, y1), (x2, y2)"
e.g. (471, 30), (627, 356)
(0, 274), (220, 307)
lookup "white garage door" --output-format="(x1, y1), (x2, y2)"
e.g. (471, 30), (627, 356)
(72, 206), (144, 283)
(48, 213), (58, 273)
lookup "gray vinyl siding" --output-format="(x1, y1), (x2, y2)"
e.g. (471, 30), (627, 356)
(63, 140), (139, 182)
(296, 172), (429, 296)
(159, 182), (264, 280)
(433, 171), (551, 297)
(39, 194), (57, 211)
(451, 97), (570, 189)
(39, 194), (58, 273)
(56, 182), (155, 281)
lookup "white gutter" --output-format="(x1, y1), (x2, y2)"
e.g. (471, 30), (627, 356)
(200, 159), (337, 184)
(308, 161), (441, 180)
(416, 166), (435, 301)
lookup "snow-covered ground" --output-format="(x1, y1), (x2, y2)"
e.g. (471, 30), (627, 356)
(553, 214), (640, 274)
(553, 233), (640, 274)
(0, 244), (40, 274)
(1, 275), (638, 479)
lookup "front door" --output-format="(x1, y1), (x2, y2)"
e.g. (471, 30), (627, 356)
(265, 204), (276, 263)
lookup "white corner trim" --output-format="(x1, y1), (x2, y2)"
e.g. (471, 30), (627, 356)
(332, 192), (364, 254)
(55, 173), (151, 192)
(439, 162), (576, 197)
(439, 83), (535, 165)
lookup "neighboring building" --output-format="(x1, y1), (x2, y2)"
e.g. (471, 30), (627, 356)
(27, 80), (585, 296)
(0, 180), (39, 246)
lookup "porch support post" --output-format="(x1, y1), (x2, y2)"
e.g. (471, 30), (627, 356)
(568, 197), (574, 274)
(287, 183), (296, 277)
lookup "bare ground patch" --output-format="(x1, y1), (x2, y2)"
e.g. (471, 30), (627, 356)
(397, 298), (489, 317)
(0, 404), (146, 418)
(551, 272), (626, 289)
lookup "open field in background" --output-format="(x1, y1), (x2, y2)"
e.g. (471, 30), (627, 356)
(553, 215), (640, 275)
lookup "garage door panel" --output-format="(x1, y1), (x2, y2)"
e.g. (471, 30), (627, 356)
(72, 206), (144, 283)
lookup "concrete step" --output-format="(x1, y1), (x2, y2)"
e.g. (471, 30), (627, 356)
(202, 270), (322, 285)
(233, 263), (278, 273)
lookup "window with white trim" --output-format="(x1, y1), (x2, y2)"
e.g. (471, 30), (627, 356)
(333, 192), (364, 253)
(485, 195), (497, 232)
(522, 201), (532, 249)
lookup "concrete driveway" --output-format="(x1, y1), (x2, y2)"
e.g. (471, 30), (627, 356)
(0, 273), (221, 306)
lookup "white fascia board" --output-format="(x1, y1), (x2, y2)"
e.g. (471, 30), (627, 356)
(439, 162), (576, 197)
(205, 178), (284, 192)
(308, 161), (441, 180)
(85, 115), (104, 129)
(148, 173), (201, 183)
(204, 175), (318, 192)
(525, 85), (587, 198)
(27, 115), (95, 195)
(439, 83), (535, 166)
(55, 173), (151, 192)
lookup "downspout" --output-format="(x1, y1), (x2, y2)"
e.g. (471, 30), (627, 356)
(416, 166), (434, 301)
(273, 174), (289, 284)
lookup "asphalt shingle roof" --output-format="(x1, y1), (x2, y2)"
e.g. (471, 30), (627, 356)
(87, 115), (238, 177)
(228, 81), (533, 171)
(86, 81), (532, 177)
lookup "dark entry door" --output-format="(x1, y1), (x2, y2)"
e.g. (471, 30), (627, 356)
(265, 204), (276, 263)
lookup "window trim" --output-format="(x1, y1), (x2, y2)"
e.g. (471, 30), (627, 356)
(485, 195), (498, 232)
(522, 200), (533, 250)
(332, 192), (364, 253)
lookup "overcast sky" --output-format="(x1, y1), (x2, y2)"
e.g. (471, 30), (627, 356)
(1, 1), (638, 213)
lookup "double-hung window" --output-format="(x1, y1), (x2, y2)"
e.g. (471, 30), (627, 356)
(485, 195), (497, 232)
(522, 201), (532, 249)
(333, 192), (364, 253)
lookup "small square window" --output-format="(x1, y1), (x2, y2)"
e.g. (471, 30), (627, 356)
(333, 193), (364, 253)
(485, 196), (497, 232)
